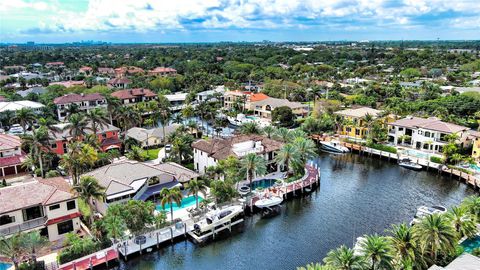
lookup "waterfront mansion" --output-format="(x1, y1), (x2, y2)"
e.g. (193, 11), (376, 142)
(388, 116), (470, 154)
(192, 134), (284, 174)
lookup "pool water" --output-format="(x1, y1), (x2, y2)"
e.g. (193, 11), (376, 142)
(156, 195), (203, 212)
(403, 149), (430, 159)
(0, 262), (11, 270)
(250, 179), (279, 190)
(461, 235), (480, 253)
(469, 164), (480, 174)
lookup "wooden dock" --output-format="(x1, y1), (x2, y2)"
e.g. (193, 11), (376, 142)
(187, 218), (244, 244)
(311, 134), (480, 189)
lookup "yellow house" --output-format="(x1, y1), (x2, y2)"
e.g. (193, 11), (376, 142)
(334, 107), (394, 140)
(472, 131), (480, 161)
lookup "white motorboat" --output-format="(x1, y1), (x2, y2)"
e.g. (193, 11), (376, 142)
(254, 196), (283, 208)
(410, 205), (447, 226)
(8, 124), (24, 135)
(319, 140), (349, 153)
(193, 205), (244, 234)
(227, 114), (253, 126)
(398, 159), (422, 170)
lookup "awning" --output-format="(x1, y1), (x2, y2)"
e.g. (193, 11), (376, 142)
(137, 181), (182, 201)
(46, 212), (81, 225)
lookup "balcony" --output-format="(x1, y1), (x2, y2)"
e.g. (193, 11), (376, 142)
(0, 216), (47, 237)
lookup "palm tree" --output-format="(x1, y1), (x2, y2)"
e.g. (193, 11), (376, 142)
(323, 245), (366, 270)
(171, 135), (193, 164)
(65, 103), (80, 118)
(72, 176), (106, 225)
(159, 187), (183, 221)
(105, 95), (122, 125)
(297, 263), (333, 270)
(126, 146), (147, 161)
(240, 153), (267, 188)
(360, 234), (394, 270)
(186, 180), (208, 209)
(158, 95), (172, 139)
(114, 106), (141, 132)
(22, 127), (51, 178)
(240, 122), (262, 135)
(37, 117), (61, 137)
(462, 195), (480, 220)
(292, 137), (317, 165)
(11, 108), (36, 135)
(275, 143), (301, 175)
(86, 108), (109, 135)
(103, 212), (126, 243)
(263, 126), (276, 139)
(413, 213), (457, 263)
(447, 206), (477, 238)
(64, 113), (89, 140)
(23, 231), (47, 265)
(60, 141), (98, 185)
(274, 127), (292, 142)
(387, 223), (424, 269)
(361, 113), (375, 141)
(0, 233), (26, 270)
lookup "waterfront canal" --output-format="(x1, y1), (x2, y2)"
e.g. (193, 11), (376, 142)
(119, 153), (475, 270)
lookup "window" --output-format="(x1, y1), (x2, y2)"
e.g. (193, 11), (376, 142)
(0, 215), (15, 225)
(355, 129), (361, 136)
(22, 206), (43, 221)
(57, 220), (74, 235)
(66, 200), (76, 211)
(51, 144), (57, 149)
(424, 131), (430, 137)
(49, 204), (60, 211)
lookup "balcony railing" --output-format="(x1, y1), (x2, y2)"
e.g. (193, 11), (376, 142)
(0, 216), (47, 237)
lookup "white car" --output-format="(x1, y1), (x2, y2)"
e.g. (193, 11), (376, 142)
(9, 124), (24, 135)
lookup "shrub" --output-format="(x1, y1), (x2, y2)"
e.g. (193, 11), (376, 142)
(367, 143), (397, 154)
(430, 156), (443, 164)
(45, 170), (60, 178)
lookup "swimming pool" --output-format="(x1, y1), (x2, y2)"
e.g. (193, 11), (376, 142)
(250, 179), (281, 190)
(469, 164), (480, 174)
(461, 235), (480, 253)
(0, 262), (11, 270)
(402, 149), (431, 160)
(156, 195), (203, 212)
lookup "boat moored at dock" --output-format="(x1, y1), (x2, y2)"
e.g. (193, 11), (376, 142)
(398, 158), (423, 170)
(319, 140), (350, 153)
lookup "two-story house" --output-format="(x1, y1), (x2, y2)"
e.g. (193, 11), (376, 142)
(148, 67), (177, 77)
(250, 97), (308, 120)
(107, 77), (131, 89)
(192, 134), (284, 174)
(471, 131), (480, 161)
(223, 91), (269, 111)
(83, 160), (199, 213)
(164, 93), (187, 111)
(111, 88), (157, 105)
(49, 122), (122, 155)
(388, 117), (470, 153)
(54, 93), (107, 121)
(0, 134), (26, 177)
(0, 178), (80, 241)
(334, 107), (384, 140)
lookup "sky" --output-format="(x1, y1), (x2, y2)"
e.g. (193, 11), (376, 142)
(1, 0), (479, 43)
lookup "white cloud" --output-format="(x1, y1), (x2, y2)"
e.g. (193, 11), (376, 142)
(3, 0), (480, 34)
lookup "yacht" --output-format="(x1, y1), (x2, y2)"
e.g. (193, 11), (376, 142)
(254, 195), (283, 208)
(319, 140), (349, 153)
(410, 205), (447, 226)
(8, 124), (24, 135)
(193, 205), (244, 235)
(398, 158), (422, 170)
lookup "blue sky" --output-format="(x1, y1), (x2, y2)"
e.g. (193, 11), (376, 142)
(1, 0), (479, 43)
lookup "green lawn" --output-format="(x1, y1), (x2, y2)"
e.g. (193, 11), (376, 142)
(146, 148), (161, 160)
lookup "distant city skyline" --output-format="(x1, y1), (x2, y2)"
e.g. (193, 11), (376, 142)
(1, 0), (479, 43)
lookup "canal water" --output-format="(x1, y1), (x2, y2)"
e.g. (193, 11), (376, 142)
(119, 153), (475, 270)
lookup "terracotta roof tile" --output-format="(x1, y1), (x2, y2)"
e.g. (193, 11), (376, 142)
(53, 93), (105, 104)
(111, 88), (156, 99)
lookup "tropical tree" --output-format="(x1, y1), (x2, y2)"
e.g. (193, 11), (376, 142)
(387, 223), (424, 270)
(11, 108), (36, 135)
(297, 263), (333, 270)
(0, 233), (26, 269)
(37, 117), (61, 137)
(64, 113), (90, 140)
(292, 137), (317, 165)
(126, 146), (148, 161)
(274, 127), (292, 142)
(462, 195), (480, 220)
(114, 106), (141, 132)
(263, 125), (276, 139)
(360, 234), (394, 270)
(86, 108), (109, 135)
(157, 94), (172, 139)
(159, 187), (183, 221)
(240, 122), (262, 135)
(170, 134), (194, 164)
(105, 95), (122, 125)
(103, 212), (127, 243)
(275, 143), (301, 175)
(240, 153), (267, 188)
(72, 176), (106, 225)
(60, 142), (98, 185)
(413, 213), (457, 263)
(186, 180), (208, 209)
(447, 206), (477, 238)
(323, 245), (366, 270)
(23, 231), (48, 265)
(22, 126), (51, 178)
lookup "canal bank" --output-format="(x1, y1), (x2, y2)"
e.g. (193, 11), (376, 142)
(116, 153), (475, 270)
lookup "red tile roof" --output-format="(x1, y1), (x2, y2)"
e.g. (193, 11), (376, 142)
(111, 88), (157, 99)
(149, 67), (177, 73)
(0, 154), (25, 167)
(98, 67), (115, 74)
(46, 62), (64, 66)
(0, 134), (21, 150)
(54, 93), (105, 105)
(108, 77), (131, 85)
(79, 66), (93, 72)
(250, 93), (269, 102)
